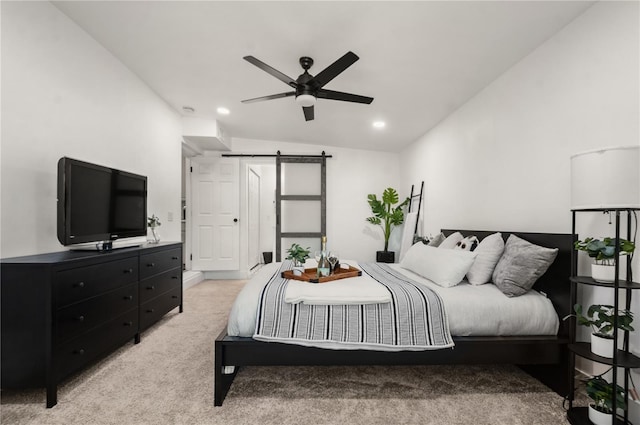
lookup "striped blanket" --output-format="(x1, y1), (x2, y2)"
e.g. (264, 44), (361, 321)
(253, 262), (454, 351)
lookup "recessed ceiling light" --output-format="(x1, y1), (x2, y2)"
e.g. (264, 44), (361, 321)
(217, 107), (230, 115)
(372, 121), (386, 129)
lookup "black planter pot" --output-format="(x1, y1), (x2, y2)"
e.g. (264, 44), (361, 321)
(376, 251), (395, 263)
(262, 252), (273, 264)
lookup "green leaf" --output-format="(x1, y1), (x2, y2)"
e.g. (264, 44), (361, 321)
(382, 187), (399, 205)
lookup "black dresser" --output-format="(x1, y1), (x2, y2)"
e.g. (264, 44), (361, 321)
(1, 242), (183, 407)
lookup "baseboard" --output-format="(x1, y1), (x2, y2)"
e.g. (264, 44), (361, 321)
(183, 271), (204, 290)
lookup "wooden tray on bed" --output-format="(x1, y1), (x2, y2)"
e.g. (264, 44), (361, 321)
(282, 266), (362, 283)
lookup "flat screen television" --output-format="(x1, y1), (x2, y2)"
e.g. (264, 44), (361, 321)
(57, 157), (147, 247)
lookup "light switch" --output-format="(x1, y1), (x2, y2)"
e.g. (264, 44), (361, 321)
(167, 212), (174, 222)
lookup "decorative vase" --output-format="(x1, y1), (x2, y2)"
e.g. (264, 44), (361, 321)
(591, 333), (615, 358)
(588, 404), (613, 425)
(376, 251), (395, 263)
(292, 260), (305, 276)
(592, 263), (626, 283)
(150, 227), (160, 244)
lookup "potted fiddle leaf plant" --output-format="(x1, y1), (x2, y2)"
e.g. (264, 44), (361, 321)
(286, 243), (310, 276)
(575, 237), (635, 283)
(586, 375), (627, 425)
(571, 303), (634, 358)
(366, 187), (409, 263)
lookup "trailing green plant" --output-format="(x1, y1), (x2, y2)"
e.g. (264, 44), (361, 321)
(571, 303), (634, 338)
(586, 375), (627, 414)
(286, 243), (311, 266)
(366, 187), (409, 252)
(575, 237), (635, 266)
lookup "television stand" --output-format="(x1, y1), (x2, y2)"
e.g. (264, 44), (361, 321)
(68, 237), (146, 252)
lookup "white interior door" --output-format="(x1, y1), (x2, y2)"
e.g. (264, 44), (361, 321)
(248, 167), (261, 270)
(191, 157), (239, 271)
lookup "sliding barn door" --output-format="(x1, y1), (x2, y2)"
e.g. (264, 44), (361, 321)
(190, 157), (240, 271)
(276, 153), (326, 261)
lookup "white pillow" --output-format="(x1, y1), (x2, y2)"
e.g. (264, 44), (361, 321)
(439, 232), (463, 249)
(453, 235), (479, 251)
(400, 243), (477, 287)
(466, 232), (505, 285)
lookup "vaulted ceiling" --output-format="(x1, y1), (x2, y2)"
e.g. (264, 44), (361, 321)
(53, 1), (594, 152)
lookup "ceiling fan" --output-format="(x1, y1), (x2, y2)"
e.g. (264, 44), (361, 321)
(241, 51), (374, 121)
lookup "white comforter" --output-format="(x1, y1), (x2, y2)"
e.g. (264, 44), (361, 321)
(226, 262), (559, 338)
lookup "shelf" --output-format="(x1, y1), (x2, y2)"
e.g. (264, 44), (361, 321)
(571, 276), (640, 289)
(567, 406), (630, 424)
(569, 343), (640, 368)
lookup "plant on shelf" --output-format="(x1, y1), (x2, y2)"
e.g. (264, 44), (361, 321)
(571, 303), (634, 358)
(586, 375), (627, 425)
(366, 187), (409, 263)
(286, 243), (310, 275)
(574, 237), (635, 283)
(147, 214), (161, 244)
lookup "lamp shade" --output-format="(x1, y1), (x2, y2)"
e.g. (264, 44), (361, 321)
(570, 146), (640, 209)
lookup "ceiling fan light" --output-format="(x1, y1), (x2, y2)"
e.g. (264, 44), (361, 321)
(295, 94), (316, 107)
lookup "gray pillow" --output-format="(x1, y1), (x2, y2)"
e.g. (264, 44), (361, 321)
(427, 233), (445, 247)
(492, 234), (558, 297)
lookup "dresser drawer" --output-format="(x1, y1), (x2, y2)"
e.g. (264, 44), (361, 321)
(56, 309), (138, 380)
(140, 248), (181, 279)
(140, 286), (181, 330)
(56, 283), (138, 344)
(55, 257), (138, 307)
(140, 269), (181, 304)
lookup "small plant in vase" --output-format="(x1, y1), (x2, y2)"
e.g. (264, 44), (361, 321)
(586, 375), (627, 425)
(575, 237), (635, 283)
(148, 214), (161, 244)
(286, 243), (310, 276)
(366, 187), (409, 263)
(571, 303), (634, 358)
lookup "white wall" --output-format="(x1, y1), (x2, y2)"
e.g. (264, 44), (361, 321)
(399, 0), (640, 408)
(400, 1), (638, 238)
(209, 137), (402, 278)
(1, 1), (183, 258)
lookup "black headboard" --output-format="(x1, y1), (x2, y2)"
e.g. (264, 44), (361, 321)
(442, 229), (575, 338)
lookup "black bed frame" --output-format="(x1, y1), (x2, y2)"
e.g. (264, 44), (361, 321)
(214, 229), (575, 406)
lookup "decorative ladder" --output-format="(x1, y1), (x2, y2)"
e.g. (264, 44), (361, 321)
(408, 181), (424, 238)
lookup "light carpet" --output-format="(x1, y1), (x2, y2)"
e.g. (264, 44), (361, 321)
(1, 278), (580, 425)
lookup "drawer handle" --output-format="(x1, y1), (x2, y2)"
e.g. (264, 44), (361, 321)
(76, 315), (85, 322)
(147, 308), (155, 313)
(75, 349), (85, 355)
(172, 256), (179, 260)
(172, 276), (178, 280)
(124, 321), (133, 327)
(147, 285), (155, 290)
(147, 263), (156, 267)
(124, 268), (133, 274)
(172, 295), (179, 299)
(74, 281), (85, 288)
(124, 295), (133, 301)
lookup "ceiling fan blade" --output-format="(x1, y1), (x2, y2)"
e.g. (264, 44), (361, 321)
(308, 51), (359, 89)
(241, 92), (295, 104)
(317, 89), (374, 104)
(303, 106), (314, 121)
(243, 56), (298, 88)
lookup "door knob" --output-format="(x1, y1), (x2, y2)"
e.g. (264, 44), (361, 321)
(233, 218), (238, 223)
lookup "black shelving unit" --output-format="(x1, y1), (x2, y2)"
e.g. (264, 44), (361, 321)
(567, 208), (639, 425)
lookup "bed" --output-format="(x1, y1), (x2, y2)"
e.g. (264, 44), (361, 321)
(214, 229), (575, 406)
